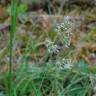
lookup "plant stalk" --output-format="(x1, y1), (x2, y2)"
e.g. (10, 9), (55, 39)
(8, 0), (18, 96)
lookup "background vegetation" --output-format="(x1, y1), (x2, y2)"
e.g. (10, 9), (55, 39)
(0, 0), (96, 96)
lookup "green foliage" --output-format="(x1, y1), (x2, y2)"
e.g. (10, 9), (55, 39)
(7, 4), (28, 16)
(7, 3), (28, 23)
(75, 60), (89, 73)
(0, 60), (94, 96)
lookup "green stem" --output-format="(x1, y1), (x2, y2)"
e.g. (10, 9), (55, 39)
(8, 0), (18, 96)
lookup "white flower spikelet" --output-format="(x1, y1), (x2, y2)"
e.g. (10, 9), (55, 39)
(62, 58), (72, 69)
(55, 16), (73, 48)
(56, 58), (73, 70)
(45, 39), (59, 53)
